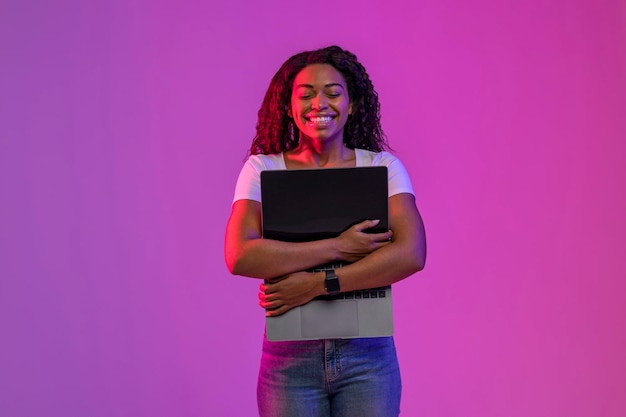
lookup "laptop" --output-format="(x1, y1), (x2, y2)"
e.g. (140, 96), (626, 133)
(261, 166), (394, 341)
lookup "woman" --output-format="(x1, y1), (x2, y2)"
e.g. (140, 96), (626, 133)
(225, 45), (426, 417)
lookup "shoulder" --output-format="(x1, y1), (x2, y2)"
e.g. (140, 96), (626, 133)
(355, 149), (414, 197)
(355, 149), (406, 168)
(233, 153), (284, 204)
(244, 153), (285, 171)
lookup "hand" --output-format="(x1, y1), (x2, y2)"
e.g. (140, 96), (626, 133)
(259, 271), (323, 317)
(335, 219), (393, 262)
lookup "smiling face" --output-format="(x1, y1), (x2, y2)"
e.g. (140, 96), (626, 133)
(289, 63), (353, 146)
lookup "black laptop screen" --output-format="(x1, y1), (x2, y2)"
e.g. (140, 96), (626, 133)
(261, 166), (388, 242)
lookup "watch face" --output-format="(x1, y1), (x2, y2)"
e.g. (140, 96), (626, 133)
(325, 270), (340, 294)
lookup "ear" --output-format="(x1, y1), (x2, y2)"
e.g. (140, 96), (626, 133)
(348, 101), (353, 115)
(286, 105), (292, 118)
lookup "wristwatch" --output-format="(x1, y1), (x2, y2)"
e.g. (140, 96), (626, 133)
(324, 269), (341, 296)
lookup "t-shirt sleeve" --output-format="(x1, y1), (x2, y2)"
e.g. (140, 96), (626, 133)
(388, 157), (415, 197)
(232, 157), (264, 203)
(376, 152), (415, 197)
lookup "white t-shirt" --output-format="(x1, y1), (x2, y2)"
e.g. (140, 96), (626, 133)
(232, 149), (414, 204)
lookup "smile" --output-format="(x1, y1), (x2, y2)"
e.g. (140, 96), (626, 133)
(308, 116), (333, 123)
(306, 115), (336, 128)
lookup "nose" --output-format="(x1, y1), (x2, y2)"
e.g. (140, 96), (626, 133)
(311, 94), (327, 110)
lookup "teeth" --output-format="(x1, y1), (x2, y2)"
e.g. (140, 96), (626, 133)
(310, 116), (332, 123)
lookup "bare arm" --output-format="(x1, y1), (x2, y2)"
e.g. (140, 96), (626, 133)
(260, 193), (426, 316)
(224, 199), (393, 280)
(329, 192), (426, 289)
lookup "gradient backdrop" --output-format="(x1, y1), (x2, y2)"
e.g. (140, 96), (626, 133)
(1, 0), (625, 416)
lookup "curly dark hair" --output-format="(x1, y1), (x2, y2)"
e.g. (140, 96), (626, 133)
(250, 45), (390, 155)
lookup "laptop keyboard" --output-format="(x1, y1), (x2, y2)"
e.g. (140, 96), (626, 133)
(309, 262), (389, 301)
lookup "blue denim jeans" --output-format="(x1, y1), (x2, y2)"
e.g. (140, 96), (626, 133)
(257, 335), (401, 417)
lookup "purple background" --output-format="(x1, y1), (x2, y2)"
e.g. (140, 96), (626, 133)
(1, 0), (625, 416)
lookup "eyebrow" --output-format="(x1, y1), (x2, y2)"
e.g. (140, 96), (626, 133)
(294, 83), (346, 89)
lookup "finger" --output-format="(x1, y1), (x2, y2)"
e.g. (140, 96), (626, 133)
(367, 231), (393, 242)
(354, 219), (380, 232)
(259, 298), (280, 309)
(266, 304), (290, 317)
(259, 291), (278, 302)
(261, 292), (281, 303)
(261, 283), (278, 294)
(261, 299), (287, 314)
